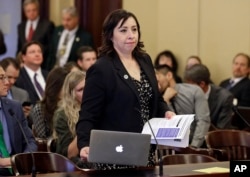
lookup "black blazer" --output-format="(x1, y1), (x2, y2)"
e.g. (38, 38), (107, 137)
(17, 18), (55, 67)
(15, 68), (48, 105)
(0, 30), (6, 55)
(1, 97), (37, 154)
(46, 26), (94, 71)
(220, 77), (250, 107)
(76, 53), (169, 149)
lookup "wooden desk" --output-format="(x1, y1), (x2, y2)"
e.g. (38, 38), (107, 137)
(15, 161), (229, 177)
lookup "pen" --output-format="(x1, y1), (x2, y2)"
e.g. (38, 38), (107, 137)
(176, 117), (182, 127)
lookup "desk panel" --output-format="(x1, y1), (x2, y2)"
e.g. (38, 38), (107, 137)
(15, 161), (229, 177)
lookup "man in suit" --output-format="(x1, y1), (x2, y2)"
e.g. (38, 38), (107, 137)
(15, 41), (48, 105)
(0, 66), (37, 176)
(46, 6), (94, 71)
(155, 64), (210, 148)
(76, 46), (97, 72)
(0, 57), (31, 118)
(219, 53), (250, 107)
(17, 0), (55, 69)
(185, 64), (234, 130)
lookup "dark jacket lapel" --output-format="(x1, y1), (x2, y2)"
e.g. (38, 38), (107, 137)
(112, 54), (140, 102)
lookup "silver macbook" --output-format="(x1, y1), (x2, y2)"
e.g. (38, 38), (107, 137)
(88, 130), (151, 167)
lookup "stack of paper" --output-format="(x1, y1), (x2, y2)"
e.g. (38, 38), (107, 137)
(141, 115), (194, 147)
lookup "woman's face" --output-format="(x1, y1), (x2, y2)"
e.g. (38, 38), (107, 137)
(111, 17), (138, 55)
(158, 56), (173, 68)
(186, 58), (201, 69)
(74, 79), (85, 103)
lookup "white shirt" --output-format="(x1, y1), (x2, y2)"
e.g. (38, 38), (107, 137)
(25, 17), (39, 39)
(56, 26), (78, 67)
(204, 84), (211, 100)
(230, 77), (245, 87)
(24, 65), (46, 99)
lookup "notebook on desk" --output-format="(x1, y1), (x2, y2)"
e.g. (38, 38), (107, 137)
(88, 130), (151, 167)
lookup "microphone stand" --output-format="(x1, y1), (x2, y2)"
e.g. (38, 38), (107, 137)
(9, 109), (36, 177)
(135, 107), (164, 176)
(146, 119), (163, 177)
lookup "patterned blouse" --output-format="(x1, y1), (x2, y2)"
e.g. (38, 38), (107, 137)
(92, 70), (155, 170)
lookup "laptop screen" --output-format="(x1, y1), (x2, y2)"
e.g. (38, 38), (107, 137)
(88, 130), (151, 167)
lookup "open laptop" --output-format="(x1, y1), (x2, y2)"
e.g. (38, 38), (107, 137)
(88, 130), (151, 167)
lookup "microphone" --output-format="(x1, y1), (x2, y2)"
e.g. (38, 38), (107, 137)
(8, 109), (36, 177)
(135, 108), (164, 176)
(145, 118), (163, 177)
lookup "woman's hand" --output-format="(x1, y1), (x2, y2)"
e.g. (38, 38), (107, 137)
(80, 146), (89, 161)
(165, 111), (176, 119)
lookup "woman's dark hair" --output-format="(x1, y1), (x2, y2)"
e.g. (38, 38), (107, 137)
(41, 67), (69, 131)
(63, 61), (81, 73)
(98, 9), (145, 58)
(154, 50), (179, 73)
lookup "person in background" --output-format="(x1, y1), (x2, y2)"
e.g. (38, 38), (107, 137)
(219, 53), (250, 107)
(46, 6), (94, 71)
(186, 55), (202, 70)
(184, 64), (234, 130)
(154, 50), (182, 83)
(0, 66), (37, 176)
(0, 30), (7, 55)
(17, 0), (54, 68)
(76, 46), (97, 72)
(63, 61), (81, 73)
(0, 58), (31, 119)
(155, 64), (210, 147)
(16, 52), (25, 68)
(15, 41), (48, 105)
(29, 67), (68, 138)
(53, 70), (85, 160)
(76, 9), (175, 170)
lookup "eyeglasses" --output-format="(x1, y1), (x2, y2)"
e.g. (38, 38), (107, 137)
(0, 75), (8, 82)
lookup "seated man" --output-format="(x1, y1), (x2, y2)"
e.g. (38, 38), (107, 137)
(184, 64), (234, 130)
(0, 66), (37, 176)
(15, 41), (48, 105)
(220, 53), (250, 107)
(76, 46), (97, 72)
(0, 58), (31, 116)
(155, 64), (210, 148)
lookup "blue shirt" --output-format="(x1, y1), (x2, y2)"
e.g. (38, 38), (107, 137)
(0, 101), (12, 156)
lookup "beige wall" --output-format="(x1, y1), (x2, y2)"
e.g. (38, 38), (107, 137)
(50, 0), (74, 26)
(123, 0), (250, 84)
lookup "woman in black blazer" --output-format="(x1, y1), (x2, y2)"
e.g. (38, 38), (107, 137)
(76, 9), (174, 169)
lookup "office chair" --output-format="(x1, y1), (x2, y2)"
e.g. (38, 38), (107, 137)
(47, 137), (57, 152)
(11, 152), (81, 175)
(205, 129), (250, 160)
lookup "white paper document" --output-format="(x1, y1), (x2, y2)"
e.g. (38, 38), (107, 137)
(141, 115), (194, 147)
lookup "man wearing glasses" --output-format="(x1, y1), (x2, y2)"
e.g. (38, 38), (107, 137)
(0, 66), (37, 176)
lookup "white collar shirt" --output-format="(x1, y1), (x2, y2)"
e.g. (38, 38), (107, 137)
(56, 26), (78, 67)
(25, 17), (39, 39)
(24, 65), (46, 99)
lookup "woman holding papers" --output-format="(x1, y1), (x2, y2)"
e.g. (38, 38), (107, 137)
(76, 9), (175, 169)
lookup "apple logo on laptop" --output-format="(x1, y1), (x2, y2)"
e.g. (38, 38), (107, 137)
(116, 145), (123, 152)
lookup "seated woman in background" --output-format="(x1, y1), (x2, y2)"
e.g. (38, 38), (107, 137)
(63, 61), (81, 73)
(53, 70), (85, 160)
(154, 50), (182, 83)
(30, 67), (69, 138)
(186, 55), (202, 70)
